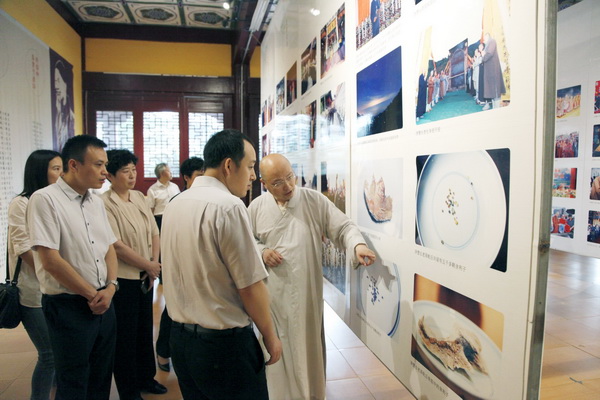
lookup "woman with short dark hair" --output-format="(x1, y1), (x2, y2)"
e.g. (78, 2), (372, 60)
(102, 149), (167, 399)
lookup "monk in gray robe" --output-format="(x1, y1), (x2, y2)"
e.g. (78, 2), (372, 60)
(248, 154), (376, 400)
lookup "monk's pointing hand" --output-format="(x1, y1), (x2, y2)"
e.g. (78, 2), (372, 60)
(355, 244), (376, 267)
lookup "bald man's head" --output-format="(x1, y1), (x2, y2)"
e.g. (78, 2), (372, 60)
(260, 154), (297, 204)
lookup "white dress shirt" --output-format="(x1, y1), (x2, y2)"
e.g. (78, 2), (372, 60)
(27, 178), (117, 295)
(146, 180), (180, 216)
(161, 176), (268, 329)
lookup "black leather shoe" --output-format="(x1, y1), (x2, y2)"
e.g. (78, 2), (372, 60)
(141, 380), (168, 395)
(157, 356), (170, 372)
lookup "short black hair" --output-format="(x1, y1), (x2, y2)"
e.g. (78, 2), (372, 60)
(61, 135), (107, 172)
(19, 149), (62, 198)
(180, 157), (204, 178)
(106, 149), (138, 176)
(203, 129), (253, 169)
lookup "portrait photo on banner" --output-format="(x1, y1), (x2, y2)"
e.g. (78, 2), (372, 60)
(50, 49), (74, 152)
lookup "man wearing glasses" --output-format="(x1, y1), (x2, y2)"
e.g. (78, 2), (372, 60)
(248, 153), (376, 400)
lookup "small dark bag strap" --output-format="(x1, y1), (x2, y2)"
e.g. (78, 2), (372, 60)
(5, 233), (22, 285)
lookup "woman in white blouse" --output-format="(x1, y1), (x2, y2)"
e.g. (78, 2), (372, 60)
(8, 149), (62, 400)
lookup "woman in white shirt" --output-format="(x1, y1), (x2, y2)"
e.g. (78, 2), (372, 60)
(8, 149), (62, 400)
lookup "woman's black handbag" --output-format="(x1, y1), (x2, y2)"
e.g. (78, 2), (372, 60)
(0, 247), (22, 329)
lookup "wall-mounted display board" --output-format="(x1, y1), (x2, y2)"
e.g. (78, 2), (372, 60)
(260, 0), (555, 398)
(550, 0), (600, 258)
(0, 11), (59, 277)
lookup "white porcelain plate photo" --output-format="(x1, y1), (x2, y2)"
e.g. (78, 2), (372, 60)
(416, 150), (506, 268)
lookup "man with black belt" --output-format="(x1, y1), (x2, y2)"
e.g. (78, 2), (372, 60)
(27, 135), (118, 400)
(161, 129), (282, 399)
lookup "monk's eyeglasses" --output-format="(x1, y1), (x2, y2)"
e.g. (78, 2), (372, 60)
(270, 173), (296, 188)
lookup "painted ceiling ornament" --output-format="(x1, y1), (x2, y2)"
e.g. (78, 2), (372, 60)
(140, 8), (176, 22)
(193, 12), (226, 25)
(83, 5), (120, 19)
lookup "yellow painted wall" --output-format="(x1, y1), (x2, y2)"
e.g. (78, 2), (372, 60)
(86, 39), (232, 77)
(250, 47), (261, 78)
(0, 0), (83, 134)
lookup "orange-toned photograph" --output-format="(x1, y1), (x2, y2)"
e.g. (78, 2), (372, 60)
(412, 274), (504, 400)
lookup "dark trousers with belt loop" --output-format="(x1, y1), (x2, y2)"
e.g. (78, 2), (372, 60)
(170, 321), (268, 400)
(42, 293), (116, 400)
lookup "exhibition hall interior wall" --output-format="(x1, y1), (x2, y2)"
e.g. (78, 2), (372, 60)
(0, 10), (72, 276)
(550, 1), (600, 258)
(260, 0), (554, 399)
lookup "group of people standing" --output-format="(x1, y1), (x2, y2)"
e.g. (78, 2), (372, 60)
(7, 129), (376, 400)
(467, 33), (507, 111)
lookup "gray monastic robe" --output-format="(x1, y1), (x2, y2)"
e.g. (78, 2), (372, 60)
(248, 187), (366, 400)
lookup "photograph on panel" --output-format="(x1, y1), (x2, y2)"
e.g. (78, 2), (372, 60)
(275, 77), (285, 114)
(354, 254), (401, 337)
(321, 159), (349, 293)
(50, 49), (75, 151)
(590, 168), (600, 200)
(552, 167), (577, 198)
(302, 100), (317, 149)
(320, 4), (346, 78)
(415, 148), (510, 272)
(297, 162), (317, 190)
(554, 130), (579, 158)
(269, 96), (274, 121)
(356, 157), (403, 238)
(550, 207), (575, 239)
(593, 125), (600, 157)
(556, 84), (581, 119)
(587, 210), (600, 244)
(415, 0), (510, 124)
(595, 80), (600, 114)
(286, 62), (297, 107)
(261, 133), (269, 159)
(261, 100), (267, 127)
(269, 115), (306, 154)
(356, 46), (403, 137)
(356, 0), (402, 50)
(558, 0), (583, 12)
(411, 274), (504, 400)
(320, 159), (347, 213)
(301, 38), (317, 95)
(318, 82), (346, 145)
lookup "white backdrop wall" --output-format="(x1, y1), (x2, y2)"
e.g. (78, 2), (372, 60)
(550, 1), (600, 258)
(0, 11), (54, 277)
(260, 0), (554, 399)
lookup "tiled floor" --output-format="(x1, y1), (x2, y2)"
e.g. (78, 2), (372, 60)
(1, 249), (600, 399)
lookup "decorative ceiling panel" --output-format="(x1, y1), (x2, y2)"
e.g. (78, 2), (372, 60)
(183, 5), (230, 28)
(62, 0), (234, 28)
(128, 3), (181, 26)
(66, 1), (131, 24)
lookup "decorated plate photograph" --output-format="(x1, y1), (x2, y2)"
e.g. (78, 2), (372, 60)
(356, 260), (401, 337)
(412, 300), (502, 400)
(357, 157), (404, 238)
(415, 148), (510, 271)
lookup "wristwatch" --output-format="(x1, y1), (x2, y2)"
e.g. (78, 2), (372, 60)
(107, 280), (120, 292)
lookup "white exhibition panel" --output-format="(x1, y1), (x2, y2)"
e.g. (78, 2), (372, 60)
(260, 0), (552, 399)
(550, 1), (600, 258)
(0, 11), (54, 278)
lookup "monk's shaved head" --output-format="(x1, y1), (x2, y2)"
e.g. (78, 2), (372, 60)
(260, 153), (293, 182)
(259, 153), (297, 204)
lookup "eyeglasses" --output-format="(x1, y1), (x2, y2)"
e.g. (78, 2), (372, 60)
(270, 173), (296, 188)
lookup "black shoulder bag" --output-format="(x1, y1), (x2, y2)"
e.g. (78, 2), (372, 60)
(0, 244), (22, 329)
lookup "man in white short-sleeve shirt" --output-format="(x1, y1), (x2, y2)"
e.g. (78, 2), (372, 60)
(27, 135), (118, 400)
(161, 129), (282, 400)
